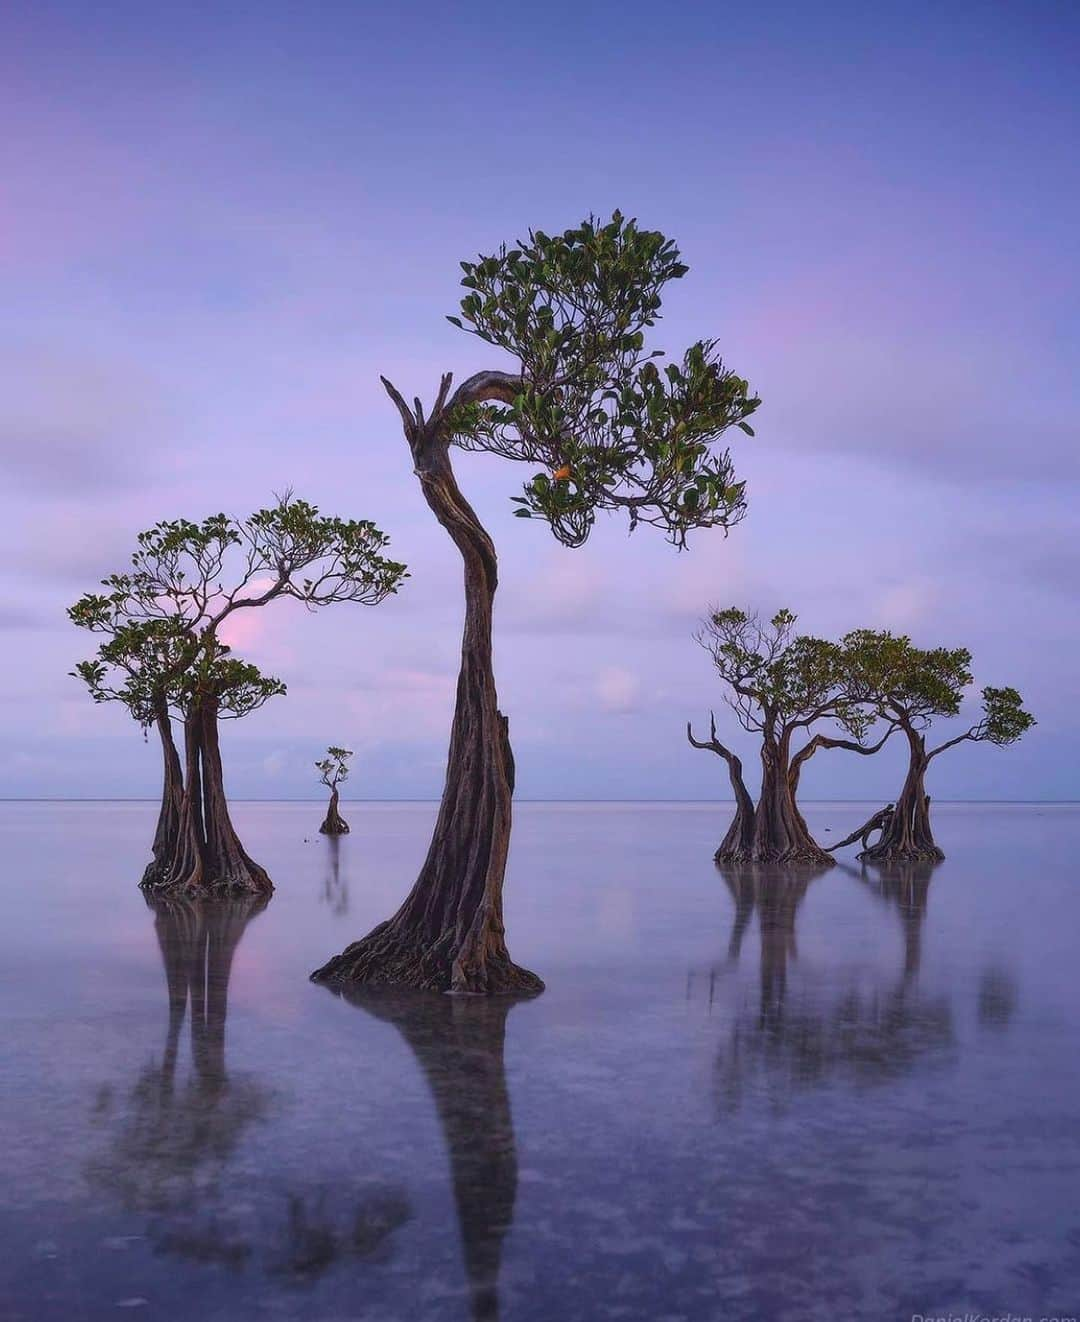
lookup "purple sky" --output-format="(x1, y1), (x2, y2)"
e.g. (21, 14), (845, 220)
(2, 1), (1077, 802)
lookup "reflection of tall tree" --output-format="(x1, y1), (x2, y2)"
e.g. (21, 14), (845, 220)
(338, 989), (525, 1321)
(713, 864), (953, 1110)
(88, 897), (409, 1279)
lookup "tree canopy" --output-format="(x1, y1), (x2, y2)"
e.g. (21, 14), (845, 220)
(386, 211), (760, 549)
(70, 496), (406, 641)
(840, 629), (1035, 760)
(68, 495), (407, 895)
(316, 747), (353, 791)
(322, 211), (762, 991)
(69, 495), (406, 728)
(696, 607), (873, 743)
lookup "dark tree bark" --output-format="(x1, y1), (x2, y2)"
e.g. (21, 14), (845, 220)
(142, 702), (185, 889)
(860, 725), (943, 863)
(334, 989), (523, 1322)
(687, 715), (756, 862)
(688, 717), (837, 866)
(143, 698), (273, 897)
(319, 787), (350, 835)
(199, 698), (273, 892)
(314, 405), (543, 994)
(827, 803), (895, 852)
(748, 729), (833, 866)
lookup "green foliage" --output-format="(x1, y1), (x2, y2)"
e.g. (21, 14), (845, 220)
(698, 614), (1034, 764)
(70, 623), (284, 728)
(840, 630), (972, 725)
(75, 497), (407, 632)
(316, 746), (353, 789)
(977, 686), (1036, 746)
(68, 494), (406, 730)
(839, 629), (1034, 756)
(698, 607), (870, 739)
(447, 212), (759, 548)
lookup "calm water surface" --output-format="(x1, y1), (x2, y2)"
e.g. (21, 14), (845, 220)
(1, 801), (1078, 1321)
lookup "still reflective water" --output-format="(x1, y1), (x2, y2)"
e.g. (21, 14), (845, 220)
(1, 801), (1077, 1320)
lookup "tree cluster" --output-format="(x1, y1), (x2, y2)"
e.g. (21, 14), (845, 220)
(67, 210), (1035, 999)
(689, 608), (1034, 864)
(70, 497), (405, 895)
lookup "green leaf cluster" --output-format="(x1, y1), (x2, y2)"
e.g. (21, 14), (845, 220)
(447, 212), (759, 548)
(698, 607), (871, 739)
(315, 745), (353, 789)
(68, 494), (407, 731)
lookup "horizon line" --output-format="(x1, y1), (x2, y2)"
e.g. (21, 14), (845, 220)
(1, 797), (1078, 806)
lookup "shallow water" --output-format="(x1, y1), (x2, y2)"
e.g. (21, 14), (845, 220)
(1, 800), (1078, 1321)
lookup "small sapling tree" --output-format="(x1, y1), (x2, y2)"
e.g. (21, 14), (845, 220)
(841, 630), (1034, 861)
(317, 746), (353, 835)
(313, 211), (759, 994)
(70, 496), (406, 895)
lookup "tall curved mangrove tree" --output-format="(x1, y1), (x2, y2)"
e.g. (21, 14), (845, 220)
(314, 212), (759, 994)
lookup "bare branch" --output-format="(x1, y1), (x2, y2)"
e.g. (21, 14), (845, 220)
(380, 376), (416, 435)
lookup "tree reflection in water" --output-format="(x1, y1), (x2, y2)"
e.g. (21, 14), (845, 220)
(322, 834), (349, 917)
(87, 895), (410, 1282)
(334, 988), (528, 1322)
(710, 862), (956, 1112)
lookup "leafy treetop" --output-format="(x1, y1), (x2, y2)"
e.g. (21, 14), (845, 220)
(72, 622), (285, 729)
(697, 607), (873, 742)
(69, 495), (405, 729)
(840, 629), (1034, 758)
(435, 212), (759, 549)
(69, 495), (407, 638)
(316, 746), (353, 790)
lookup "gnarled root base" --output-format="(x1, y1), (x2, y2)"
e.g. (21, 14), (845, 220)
(139, 858), (274, 899)
(319, 816), (350, 836)
(715, 843), (834, 868)
(311, 920), (544, 996)
(859, 842), (945, 864)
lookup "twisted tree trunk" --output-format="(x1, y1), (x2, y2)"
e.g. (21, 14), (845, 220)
(313, 427), (542, 994)
(159, 709), (207, 891)
(860, 725), (943, 863)
(199, 698), (273, 893)
(142, 702), (185, 888)
(319, 787), (350, 835)
(142, 698), (273, 897)
(749, 728), (832, 865)
(687, 716), (755, 861)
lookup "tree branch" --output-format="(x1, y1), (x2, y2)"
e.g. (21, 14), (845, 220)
(447, 369), (523, 411)
(926, 727), (979, 761)
(788, 723), (897, 793)
(686, 711), (740, 764)
(380, 375), (418, 436)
